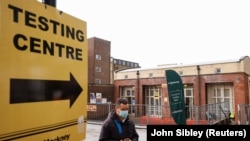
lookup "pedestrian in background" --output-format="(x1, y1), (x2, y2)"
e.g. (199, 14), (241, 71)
(99, 98), (139, 141)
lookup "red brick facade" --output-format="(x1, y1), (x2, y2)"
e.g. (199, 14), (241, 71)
(114, 71), (249, 123)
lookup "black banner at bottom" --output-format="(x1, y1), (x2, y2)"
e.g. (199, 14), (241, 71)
(147, 125), (250, 140)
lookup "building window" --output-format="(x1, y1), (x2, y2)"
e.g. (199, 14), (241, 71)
(96, 54), (101, 60)
(114, 59), (117, 64)
(149, 73), (153, 78)
(145, 86), (162, 117)
(184, 86), (194, 119)
(123, 61), (126, 65)
(95, 79), (101, 84)
(125, 75), (128, 79)
(95, 66), (101, 72)
(215, 68), (221, 73)
(127, 90), (131, 96)
(120, 87), (135, 114)
(179, 71), (183, 76)
(207, 83), (234, 112)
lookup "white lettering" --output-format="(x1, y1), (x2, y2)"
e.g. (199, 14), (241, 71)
(176, 129), (203, 138)
(151, 129), (173, 136)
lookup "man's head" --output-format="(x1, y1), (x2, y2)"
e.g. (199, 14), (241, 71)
(115, 98), (129, 120)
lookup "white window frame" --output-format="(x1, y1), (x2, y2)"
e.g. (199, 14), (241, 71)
(207, 84), (234, 112)
(184, 87), (194, 119)
(95, 54), (101, 60)
(95, 66), (101, 72)
(145, 86), (162, 117)
(95, 79), (101, 84)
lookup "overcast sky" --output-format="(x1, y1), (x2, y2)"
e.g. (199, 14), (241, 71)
(54, 0), (250, 68)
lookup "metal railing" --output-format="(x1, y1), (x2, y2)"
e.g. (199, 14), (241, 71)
(195, 102), (230, 125)
(87, 102), (230, 125)
(238, 104), (250, 125)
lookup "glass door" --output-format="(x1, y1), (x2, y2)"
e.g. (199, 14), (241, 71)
(121, 87), (135, 115)
(145, 86), (162, 117)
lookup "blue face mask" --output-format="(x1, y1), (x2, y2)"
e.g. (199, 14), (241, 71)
(119, 110), (128, 119)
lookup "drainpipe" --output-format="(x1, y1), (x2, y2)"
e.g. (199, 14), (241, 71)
(43, 0), (57, 7)
(136, 70), (140, 104)
(136, 70), (141, 118)
(197, 65), (201, 105)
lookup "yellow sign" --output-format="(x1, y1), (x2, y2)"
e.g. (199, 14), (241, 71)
(154, 91), (159, 99)
(0, 0), (87, 140)
(87, 105), (97, 112)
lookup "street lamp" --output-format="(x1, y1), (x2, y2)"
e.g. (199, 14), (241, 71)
(43, 0), (56, 7)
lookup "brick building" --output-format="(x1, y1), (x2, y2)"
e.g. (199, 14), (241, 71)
(88, 37), (113, 103)
(87, 37), (140, 103)
(113, 56), (250, 122)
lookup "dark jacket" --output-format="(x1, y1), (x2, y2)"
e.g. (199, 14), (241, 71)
(99, 110), (139, 141)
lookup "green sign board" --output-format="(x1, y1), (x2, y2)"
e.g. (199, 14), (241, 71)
(165, 70), (186, 125)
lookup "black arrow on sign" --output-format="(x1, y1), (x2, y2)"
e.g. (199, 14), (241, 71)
(10, 73), (82, 108)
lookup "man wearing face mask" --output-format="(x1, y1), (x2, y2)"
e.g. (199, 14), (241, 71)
(99, 98), (139, 141)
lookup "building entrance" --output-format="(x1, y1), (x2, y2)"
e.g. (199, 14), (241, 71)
(145, 86), (162, 117)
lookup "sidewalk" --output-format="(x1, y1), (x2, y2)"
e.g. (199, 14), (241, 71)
(87, 120), (147, 129)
